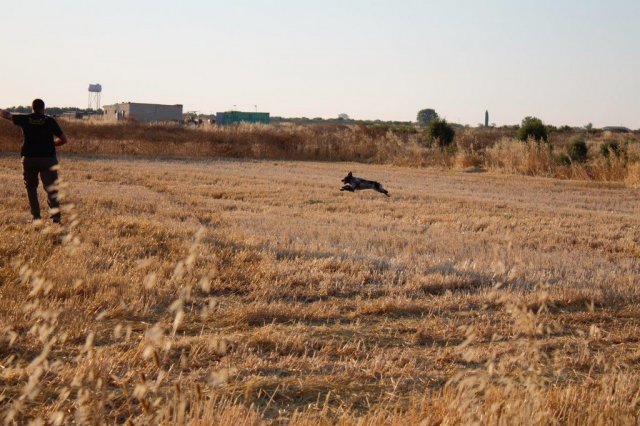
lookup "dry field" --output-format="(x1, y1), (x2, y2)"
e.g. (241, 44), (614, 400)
(1, 153), (640, 424)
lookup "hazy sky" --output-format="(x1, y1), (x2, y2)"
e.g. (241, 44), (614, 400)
(2, 0), (639, 127)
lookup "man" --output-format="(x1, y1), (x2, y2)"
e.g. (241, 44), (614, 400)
(0, 99), (68, 223)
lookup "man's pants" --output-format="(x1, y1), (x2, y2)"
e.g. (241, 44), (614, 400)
(22, 157), (60, 222)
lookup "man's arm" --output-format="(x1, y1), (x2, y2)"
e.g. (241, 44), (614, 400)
(55, 133), (68, 147)
(0, 108), (12, 121)
(51, 119), (66, 147)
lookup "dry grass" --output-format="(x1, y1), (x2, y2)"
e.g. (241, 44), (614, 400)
(0, 120), (427, 166)
(1, 154), (640, 424)
(1, 120), (639, 183)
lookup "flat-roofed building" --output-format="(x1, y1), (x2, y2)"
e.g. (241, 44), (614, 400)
(103, 102), (183, 123)
(215, 111), (270, 125)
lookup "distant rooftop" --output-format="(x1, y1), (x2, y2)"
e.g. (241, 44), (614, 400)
(602, 126), (631, 132)
(106, 102), (183, 107)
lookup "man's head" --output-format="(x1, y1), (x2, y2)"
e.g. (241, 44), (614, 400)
(32, 99), (45, 114)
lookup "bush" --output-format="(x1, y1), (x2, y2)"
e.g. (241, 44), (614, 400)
(517, 116), (548, 142)
(394, 126), (418, 135)
(425, 118), (455, 148)
(600, 140), (621, 158)
(567, 138), (588, 163)
(555, 153), (571, 166)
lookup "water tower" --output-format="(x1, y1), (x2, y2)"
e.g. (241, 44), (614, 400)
(88, 84), (102, 110)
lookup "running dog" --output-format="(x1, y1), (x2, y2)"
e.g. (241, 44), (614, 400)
(340, 172), (390, 197)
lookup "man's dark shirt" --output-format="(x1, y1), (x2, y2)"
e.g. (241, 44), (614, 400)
(12, 113), (63, 158)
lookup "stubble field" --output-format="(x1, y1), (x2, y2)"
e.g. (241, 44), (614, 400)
(1, 154), (640, 424)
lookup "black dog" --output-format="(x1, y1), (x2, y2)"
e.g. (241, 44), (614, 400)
(340, 172), (390, 197)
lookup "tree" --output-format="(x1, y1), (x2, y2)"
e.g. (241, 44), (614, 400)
(7, 105), (31, 113)
(338, 113), (350, 121)
(517, 116), (548, 142)
(416, 109), (438, 126)
(426, 118), (455, 148)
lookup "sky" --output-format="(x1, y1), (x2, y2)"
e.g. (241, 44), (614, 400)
(1, 0), (639, 128)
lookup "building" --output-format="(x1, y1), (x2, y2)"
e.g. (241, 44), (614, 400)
(61, 111), (86, 120)
(103, 102), (183, 123)
(215, 111), (270, 125)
